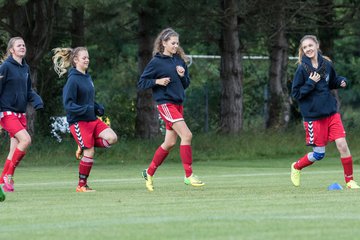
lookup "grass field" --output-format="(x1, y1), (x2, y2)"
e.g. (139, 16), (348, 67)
(1, 158), (360, 240)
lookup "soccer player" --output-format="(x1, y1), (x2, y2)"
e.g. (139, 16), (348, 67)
(138, 28), (205, 191)
(291, 35), (359, 189)
(0, 37), (44, 192)
(52, 47), (117, 192)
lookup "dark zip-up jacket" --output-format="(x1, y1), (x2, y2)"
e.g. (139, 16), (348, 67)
(137, 53), (190, 104)
(291, 53), (345, 121)
(0, 56), (43, 113)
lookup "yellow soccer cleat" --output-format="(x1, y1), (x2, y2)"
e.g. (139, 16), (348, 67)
(291, 162), (301, 187)
(142, 169), (154, 192)
(346, 180), (360, 189)
(184, 174), (205, 187)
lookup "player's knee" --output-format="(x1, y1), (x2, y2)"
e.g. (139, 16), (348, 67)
(181, 131), (192, 142)
(108, 133), (118, 145)
(313, 151), (325, 161)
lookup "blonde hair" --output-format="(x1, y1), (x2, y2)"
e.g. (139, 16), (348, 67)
(153, 28), (189, 63)
(52, 47), (87, 77)
(1, 37), (24, 63)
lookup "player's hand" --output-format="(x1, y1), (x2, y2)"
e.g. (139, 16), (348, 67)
(156, 77), (171, 86)
(309, 72), (321, 82)
(176, 66), (185, 77)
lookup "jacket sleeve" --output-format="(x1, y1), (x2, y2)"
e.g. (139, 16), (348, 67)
(137, 59), (157, 90)
(0, 63), (8, 96)
(26, 70), (44, 110)
(327, 64), (346, 89)
(180, 63), (190, 89)
(63, 78), (92, 115)
(291, 65), (316, 101)
(94, 101), (105, 116)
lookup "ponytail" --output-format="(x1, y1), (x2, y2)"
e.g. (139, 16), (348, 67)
(52, 47), (87, 77)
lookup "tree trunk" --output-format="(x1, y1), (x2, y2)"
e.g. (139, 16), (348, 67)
(219, 0), (243, 134)
(317, 0), (341, 111)
(135, 3), (160, 139)
(266, 3), (290, 129)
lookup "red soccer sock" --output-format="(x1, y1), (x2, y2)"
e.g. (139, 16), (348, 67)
(180, 145), (193, 178)
(147, 146), (169, 176)
(7, 148), (26, 176)
(294, 154), (314, 170)
(94, 138), (110, 148)
(0, 159), (11, 183)
(78, 156), (94, 187)
(341, 156), (353, 183)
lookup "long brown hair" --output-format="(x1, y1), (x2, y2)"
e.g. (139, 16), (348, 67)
(152, 28), (189, 63)
(52, 47), (88, 77)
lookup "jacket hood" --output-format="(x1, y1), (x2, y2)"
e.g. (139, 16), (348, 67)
(301, 53), (324, 68)
(5, 55), (27, 67)
(68, 67), (89, 78)
(154, 52), (178, 59)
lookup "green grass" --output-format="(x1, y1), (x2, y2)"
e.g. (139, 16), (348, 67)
(1, 129), (360, 239)
(1, 159), (360, 240)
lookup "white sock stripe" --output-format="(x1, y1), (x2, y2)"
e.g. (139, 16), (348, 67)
(81, 156), (94, 162)
(102, 139), (110, 148)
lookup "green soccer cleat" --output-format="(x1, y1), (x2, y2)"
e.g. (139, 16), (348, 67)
(0, 185), (6, 202)
(184, 174), (205, 187)
(346, 180), (360, 189)
(291, 162), (301, 187)
(142, 169), (154, 192)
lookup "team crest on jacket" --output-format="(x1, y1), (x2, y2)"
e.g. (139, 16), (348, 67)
(325, 74), (329, 84)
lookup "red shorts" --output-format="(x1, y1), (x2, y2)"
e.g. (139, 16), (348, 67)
(304, 113), (346, 147)
(0, 112), (27, 138)
(157, 103), (184, 130)
(69, 119), (109, 149)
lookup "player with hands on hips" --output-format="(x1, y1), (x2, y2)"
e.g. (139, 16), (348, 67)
(138, 27), (205, 191)
(290, 35), (359, 189)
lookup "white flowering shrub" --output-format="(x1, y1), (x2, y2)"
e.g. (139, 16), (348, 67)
(50, 116), (70, 142)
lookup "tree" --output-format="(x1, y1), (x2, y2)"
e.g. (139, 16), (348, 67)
(219, 0), (243, 134)
(134, 0), (161, 139)
(265, 0), (291, 129)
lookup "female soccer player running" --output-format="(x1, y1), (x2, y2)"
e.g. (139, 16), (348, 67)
(138, 28), (204, 191)
(291, 35), (359, 189)
(53, 47), (117, 192)
(0, 37), (43, 192)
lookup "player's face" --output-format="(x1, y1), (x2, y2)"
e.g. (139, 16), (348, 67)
(162, 36), (179, 56)
(74, 50), (89, 73)
(10, 39), (26, 59)
(301, 38), (318, 59)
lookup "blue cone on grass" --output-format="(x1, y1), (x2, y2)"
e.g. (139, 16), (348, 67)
(327, 182), (343, 191)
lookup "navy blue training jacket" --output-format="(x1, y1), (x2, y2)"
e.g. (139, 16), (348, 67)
(291, 53), (345, 121)
(63, 68), (103, 125)
(137, 53), (190, 104)
(0, 56), (43, 113)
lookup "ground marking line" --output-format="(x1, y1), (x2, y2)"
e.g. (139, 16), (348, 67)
(13, 169), (343, 187)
